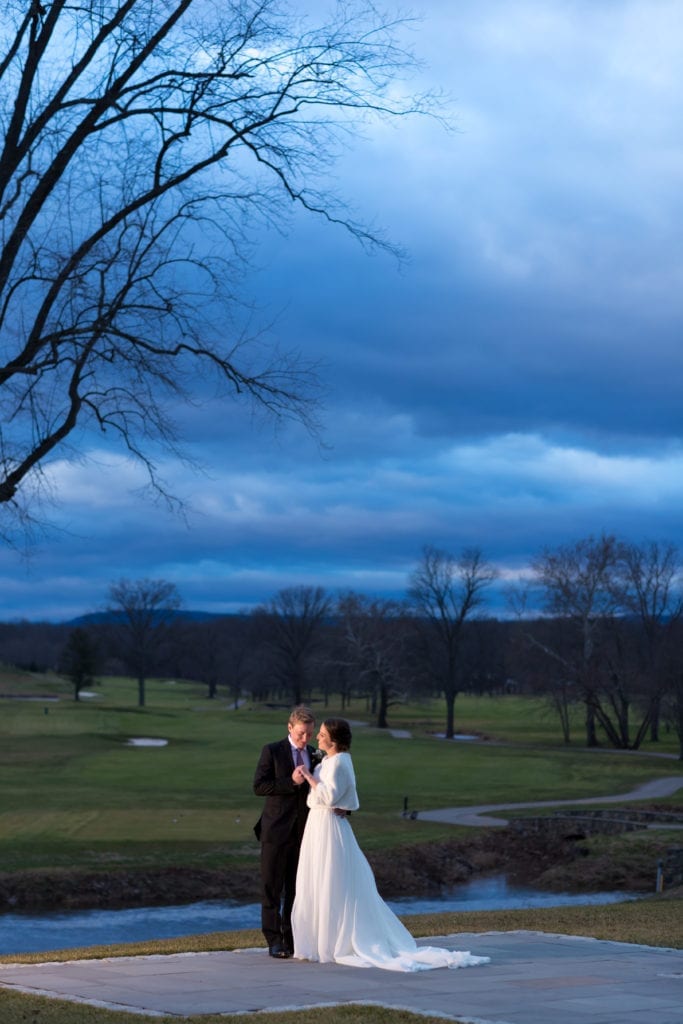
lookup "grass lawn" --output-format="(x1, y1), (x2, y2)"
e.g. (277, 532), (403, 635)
(0, 995), (461, 1024)
(0, 667), (681, 873)
(0, 667), (681, 1023)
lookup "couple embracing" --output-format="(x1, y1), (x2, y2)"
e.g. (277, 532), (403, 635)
(253, 705), (490, 972)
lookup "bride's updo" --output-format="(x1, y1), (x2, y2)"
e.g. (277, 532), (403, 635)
(323, 718), (352, 751)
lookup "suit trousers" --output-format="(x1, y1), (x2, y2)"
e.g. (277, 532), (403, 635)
(260, 834), (301, 948)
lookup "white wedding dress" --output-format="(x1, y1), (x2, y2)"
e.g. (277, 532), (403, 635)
(292, 751), (490, 972)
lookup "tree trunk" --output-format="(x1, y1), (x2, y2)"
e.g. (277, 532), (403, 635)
(649, 692), (661, 742)
(551, 687), (571, 744)
(376, 685), (389, 728)
(445, 691), (456, 739)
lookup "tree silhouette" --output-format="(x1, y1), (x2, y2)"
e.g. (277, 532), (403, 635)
(60, 626), (99, 701)
(108, 577), (181, 707)
(408, 545), (496, 738)
(260, 585), (331, 705)
(0, 0), (429, 533)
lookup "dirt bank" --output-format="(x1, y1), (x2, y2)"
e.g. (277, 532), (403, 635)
(3, 809), (679, 913)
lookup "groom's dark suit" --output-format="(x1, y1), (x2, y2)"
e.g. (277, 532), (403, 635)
(253, 737), (316, 952)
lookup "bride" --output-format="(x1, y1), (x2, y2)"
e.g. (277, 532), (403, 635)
(291, 718), (490, 972)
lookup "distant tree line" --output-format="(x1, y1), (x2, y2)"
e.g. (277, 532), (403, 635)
(1, 535), (682, 759)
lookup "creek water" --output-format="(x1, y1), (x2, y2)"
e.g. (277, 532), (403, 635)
(0, 876), (637, 955)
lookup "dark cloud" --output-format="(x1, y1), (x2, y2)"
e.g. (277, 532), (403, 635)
(2, 0), (683, 621)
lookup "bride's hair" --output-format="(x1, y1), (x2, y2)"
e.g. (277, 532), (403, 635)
(323, 718), (352, 751)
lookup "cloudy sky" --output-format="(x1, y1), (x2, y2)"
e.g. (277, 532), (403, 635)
(2, 0), (683, 622)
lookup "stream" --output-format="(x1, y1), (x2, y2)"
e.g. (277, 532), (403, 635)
(0, 875), (637, 955)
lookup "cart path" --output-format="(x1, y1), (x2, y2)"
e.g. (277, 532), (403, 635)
(417, 775), (683, 826)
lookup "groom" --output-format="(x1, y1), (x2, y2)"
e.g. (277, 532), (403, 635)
(253, 704), (317, 958)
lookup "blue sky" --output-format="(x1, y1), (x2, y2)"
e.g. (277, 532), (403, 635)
(2, 0), (683, 622)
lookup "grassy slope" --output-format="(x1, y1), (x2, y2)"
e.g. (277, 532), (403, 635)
(0, 668), (681, 1024)
(1, 669), (680, 873)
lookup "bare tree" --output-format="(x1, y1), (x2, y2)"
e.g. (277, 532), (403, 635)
(219, 617), (257, 709)
(257, 585), (331, 705)
(513, 535), (683, 750)
(508, 611), (578, 743)
(617, 540), (683, 743)
(530, 534), (622, 747)
(108, 577), (181, 706)
(337, 592), (409, 728)
(662, 629), (683, 760)
(407, 545), (497, 739)
(166, 615), (255, 703)
(59, 626), (99, 700)
(0, 0), (429, 531)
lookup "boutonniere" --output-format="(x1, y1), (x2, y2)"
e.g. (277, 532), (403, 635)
(310, 749), (325, 767)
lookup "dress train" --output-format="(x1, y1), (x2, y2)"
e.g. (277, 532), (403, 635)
(291, 752), (490, 972)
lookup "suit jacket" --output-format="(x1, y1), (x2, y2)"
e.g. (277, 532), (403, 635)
(253, 737), (316, 845)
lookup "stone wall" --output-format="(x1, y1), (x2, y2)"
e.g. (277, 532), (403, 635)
(659, 848), (683, 889)
(510, 808), (683, 890)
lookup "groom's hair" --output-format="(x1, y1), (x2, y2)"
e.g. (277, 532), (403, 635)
(323, 718), (352, 751)
(289, 705), (315, 726)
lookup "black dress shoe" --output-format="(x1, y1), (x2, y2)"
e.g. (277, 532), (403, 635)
(268, 942), (290, 958)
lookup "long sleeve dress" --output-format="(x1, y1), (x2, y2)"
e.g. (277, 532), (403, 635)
(291, 751), (490, 972)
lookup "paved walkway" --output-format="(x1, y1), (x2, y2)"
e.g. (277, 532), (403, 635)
(1, 932), (682, 1022)
(418, 775), (683, 826)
